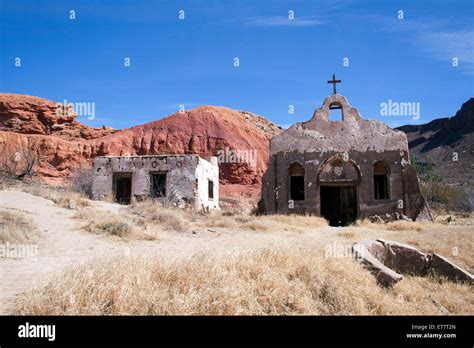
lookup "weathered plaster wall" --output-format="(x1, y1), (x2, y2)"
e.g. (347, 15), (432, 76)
(91, 155), (219, 210)
(270, 95), (409, 156)
(195, 156), (220, 210)
(261, 94), (424, 220)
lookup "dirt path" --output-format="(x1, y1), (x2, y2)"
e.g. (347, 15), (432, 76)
(0, 190), (131, 313)
(0, 190), (310, 314)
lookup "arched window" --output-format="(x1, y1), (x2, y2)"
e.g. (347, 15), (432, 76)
(374, 161), (389, 200)
(289, 162), (305, 201)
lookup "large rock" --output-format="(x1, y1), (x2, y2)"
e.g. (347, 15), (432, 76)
(0, 94), (115, 140)
(352, 241), (404, 287)
(353, 239), (473, 286)
(429, 253), (474, 283)
(382, 239), (428, 276)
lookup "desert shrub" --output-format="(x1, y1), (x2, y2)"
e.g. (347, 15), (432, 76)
(130, 201), (188, 232)
(0, 139), (40, 180)
(150, 210), (186, 232)
(0, 210), (37, 243)
(420, 182), (472, 212)
(81, 210), (157, 240)
(85, 218), (133, 238)
(412, 156), (471, 212)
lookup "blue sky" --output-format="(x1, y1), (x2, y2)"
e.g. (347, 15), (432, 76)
(1, 0), (473, 129)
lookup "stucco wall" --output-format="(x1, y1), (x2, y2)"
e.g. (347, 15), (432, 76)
(261, 94), (424, 220)
(195, 156), (220, 210)
(270, 94), (409, 156)
(91, 155), (219, 210)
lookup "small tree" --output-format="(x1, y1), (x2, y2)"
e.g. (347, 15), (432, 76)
(410, 154), (423, 176)
(0, 140), (40, 180)
(412, 155), (443, 204)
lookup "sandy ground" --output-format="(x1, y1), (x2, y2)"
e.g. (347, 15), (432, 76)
(0, 190), (329, 314)
(1, 189), (472, 315)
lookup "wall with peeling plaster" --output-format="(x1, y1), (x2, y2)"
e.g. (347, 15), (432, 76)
(91, 155), (219, 210)
(261, 94), (425, 220)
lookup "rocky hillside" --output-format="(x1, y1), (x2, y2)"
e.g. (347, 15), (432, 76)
(397, 98), (474, 186)
(0, 94), (281, 199)
(0, 94), (116, 140)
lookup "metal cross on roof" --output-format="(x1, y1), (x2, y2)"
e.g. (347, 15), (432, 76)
(327, 74), (341, 95)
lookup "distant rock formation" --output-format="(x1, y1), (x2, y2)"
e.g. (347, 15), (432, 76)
(397, 98), (474, 187)
(0, 94), (116, 140)
(0, 94), (281, 200)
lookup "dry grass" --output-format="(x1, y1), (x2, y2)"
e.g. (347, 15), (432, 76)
(7, 196), (473, 315)
(337, 230), (356, 239)
(21, 184), (91, 210)
(347, 218), (474, 272)
(14, 244), (473, 315)
(196, 212), (328, 232)
(135, 203), (187, 232)
(353, 219), (426, 232)
(385, 220), (425, 232)
(78, 210), (158, 241)
(0, 209), (37, 243)
(129, 201), (324, 233)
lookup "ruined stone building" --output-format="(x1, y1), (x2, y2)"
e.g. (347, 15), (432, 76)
(261, 77), (425, 225)
(92, 155), (219, 210)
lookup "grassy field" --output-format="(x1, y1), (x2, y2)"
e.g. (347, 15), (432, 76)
(2, 183), (473, 315)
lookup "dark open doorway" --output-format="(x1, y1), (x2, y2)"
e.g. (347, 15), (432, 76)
(113, 173), (132, 204)
(320, 185), (358, 226)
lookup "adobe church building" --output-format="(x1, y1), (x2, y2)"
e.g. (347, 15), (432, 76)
(260, 75), (425, 225)
(92, 154), (219, 210)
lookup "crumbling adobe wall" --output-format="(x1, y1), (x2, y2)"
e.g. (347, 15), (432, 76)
(270, 95), (408, 155)
(92, 155), (197, 202)
(262, 150), (408, 216)
(261, 94), (425, 219)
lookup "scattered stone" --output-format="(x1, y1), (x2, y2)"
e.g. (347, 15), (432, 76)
(368, 215), (384, 224)
(353, 239), (473, 286)
(367, 213), (415, 224)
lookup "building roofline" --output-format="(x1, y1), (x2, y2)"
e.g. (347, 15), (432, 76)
(95, 154), (199, 159)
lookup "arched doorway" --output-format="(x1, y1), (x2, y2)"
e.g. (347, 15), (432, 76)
(317, 156), (361, 226)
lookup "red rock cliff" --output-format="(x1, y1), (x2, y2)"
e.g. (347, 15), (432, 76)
(0, 94), (281, 199)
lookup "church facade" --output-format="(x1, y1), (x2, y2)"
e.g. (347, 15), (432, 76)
(260, 80), (425, 225)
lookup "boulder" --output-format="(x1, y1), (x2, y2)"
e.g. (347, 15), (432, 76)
(352, 241), (403, 287)
(353, 238), (473, 286)
(380, 239), (428, 276)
